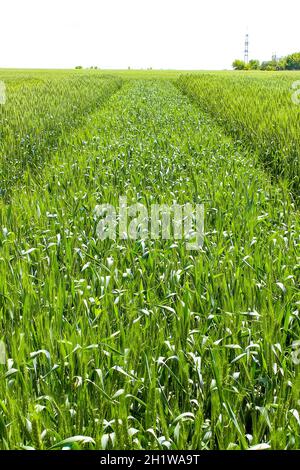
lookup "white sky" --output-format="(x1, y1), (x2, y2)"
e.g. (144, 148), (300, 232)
(0, 0), (299, 70)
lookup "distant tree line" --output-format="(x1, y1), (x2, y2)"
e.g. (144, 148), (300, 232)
(75, 66), (99, 70)
(232, 52), (300, 71)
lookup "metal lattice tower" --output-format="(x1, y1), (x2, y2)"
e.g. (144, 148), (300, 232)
(244, 33), (249, 64)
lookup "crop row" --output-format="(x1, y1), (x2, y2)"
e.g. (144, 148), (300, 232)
(176, 72), (300, 201)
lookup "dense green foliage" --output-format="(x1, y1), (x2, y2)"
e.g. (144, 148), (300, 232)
(233, 52), (300, 71)
(0, 71), (299, 450)
(286, 53), (300, 71)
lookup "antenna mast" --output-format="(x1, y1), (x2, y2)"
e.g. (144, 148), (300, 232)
(244, 33), (249, 64)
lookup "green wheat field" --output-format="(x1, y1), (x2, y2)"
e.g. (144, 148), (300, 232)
(0, 69), (299, 450)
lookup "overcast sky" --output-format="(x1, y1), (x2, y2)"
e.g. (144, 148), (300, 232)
(0, 0), (299, 70)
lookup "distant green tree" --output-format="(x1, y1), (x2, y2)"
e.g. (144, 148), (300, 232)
(232, 59), (246, 70)
(285, 52), (300, 70)
(260, 60), (277, 71)
(276, 57), (287, 70)
(75, 66), (83, 69)
(249, 59), (260, 70)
